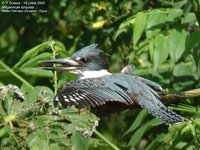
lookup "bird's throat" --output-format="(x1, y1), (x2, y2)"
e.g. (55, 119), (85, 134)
(79, 70), (111, 79)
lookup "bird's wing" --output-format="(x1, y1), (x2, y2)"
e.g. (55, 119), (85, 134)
(120, 65), (165, 93)
(112, 74), (187, 124)
(54, 77), (134, 108)
(132, 76), (165, 93)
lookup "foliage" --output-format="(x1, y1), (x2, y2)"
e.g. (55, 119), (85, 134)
(0, 0), (200, 149)
(0, 84), (99, 149)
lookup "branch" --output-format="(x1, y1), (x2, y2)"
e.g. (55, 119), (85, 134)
(161, 88), (200, 102)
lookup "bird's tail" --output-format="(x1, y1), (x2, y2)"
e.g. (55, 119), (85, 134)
(145, 104), (187, 124)
(137, 92), (188, 124)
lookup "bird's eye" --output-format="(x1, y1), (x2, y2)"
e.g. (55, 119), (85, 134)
(80, 58), (89, 63)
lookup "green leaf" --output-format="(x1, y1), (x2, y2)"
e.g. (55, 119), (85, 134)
(153, 34), (169, 69)
(53, 41), (68, 57)
(72, 131), (89, 150)
(194, 118), (200, 126)
(123, 110), (148, 136)
(185, 31), (200, 53)
(170, 104), (200, 114)
(21, 52), (52, 67)
(145, 134), (166, 150)
(127, 118), (163, 147)
(0, 125), (10, 139)
(34, 115), (53, 127)
(14, 41), (51, 68)
(167, 123), (190, 148)
(20, 67), (53, 77)
(27, 130), (49, 150)
(169, 29), (187, 62)
(60, 107), (99, 136)
(49, 144), (60, 150)
(133, 12), (148, 47)
(146, 10), (166, 39)
(113, 16), (135, 40)
(149, 39), (154, 61)
(173, 62), (195, 77)
(193, 45), (200, 79)
(188, 123), (196, 137)
(166, 9), (183, 22)
(182, 12), (196, 23)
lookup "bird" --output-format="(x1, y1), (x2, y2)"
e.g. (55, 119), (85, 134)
(39, 44), (187, 124)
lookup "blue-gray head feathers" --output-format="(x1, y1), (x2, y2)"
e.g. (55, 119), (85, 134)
(72, 44), (108, 71)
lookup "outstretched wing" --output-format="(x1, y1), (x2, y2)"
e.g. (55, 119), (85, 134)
(54, 77), (134, 108)
(54, 73), (187, 124)
(111, 74), (187, 124)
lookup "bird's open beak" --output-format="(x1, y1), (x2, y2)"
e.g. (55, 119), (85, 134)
(39, 58), (81, 71)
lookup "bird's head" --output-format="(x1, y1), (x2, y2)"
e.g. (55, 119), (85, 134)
(39, 44), (109, 78)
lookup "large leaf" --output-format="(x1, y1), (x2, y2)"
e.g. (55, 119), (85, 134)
(113, 16), (135, 40)
(182, 12), (196, 23)
(72, 131), (89, 150)
(13, 41), (67, 68)
(185, 31), (200, 54)
(169, 29), (187, 62)
(133, 12), (148, 47)
(173, 62), (195, 77)
(166, 9), (183, 22)
(14, 41), (51, 68)
(146, 10), (166, 39)
(27, 130), (49, 150)
(153, 34), (169, 69)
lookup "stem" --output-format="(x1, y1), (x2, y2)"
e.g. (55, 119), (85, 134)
(94, 130), (120, 150)
(0, 60), (34, 89)
(50, 41), (58, 95)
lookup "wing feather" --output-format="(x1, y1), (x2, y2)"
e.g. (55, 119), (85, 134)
(54, 73), (187, 124)
(54, 77), (132, 108)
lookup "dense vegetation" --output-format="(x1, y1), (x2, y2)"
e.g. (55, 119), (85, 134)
(0, 0), (200, 149)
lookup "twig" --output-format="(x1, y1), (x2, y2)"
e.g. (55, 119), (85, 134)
(0, 60), (34, 89)
(161, 88), (200, 102)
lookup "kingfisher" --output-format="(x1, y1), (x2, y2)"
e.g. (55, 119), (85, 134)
(40, 44), (187, 124)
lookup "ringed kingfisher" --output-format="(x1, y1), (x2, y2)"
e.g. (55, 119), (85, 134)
(40, 44), (187, 124)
